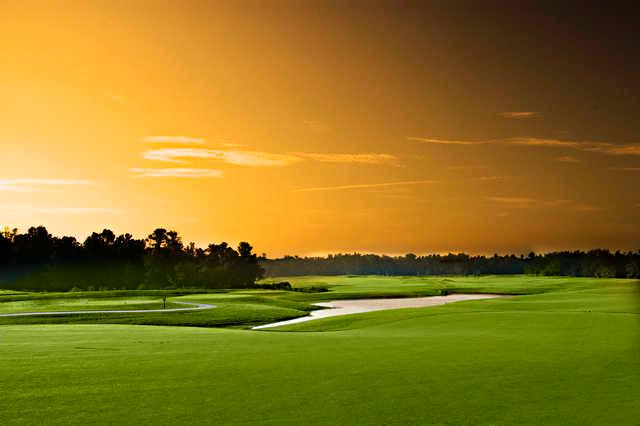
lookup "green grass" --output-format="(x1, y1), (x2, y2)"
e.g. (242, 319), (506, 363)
(259, 274), (628, 299)
(0, 291), (315, 327)
(0, 296), (187, 314)
(0, 289), (26, 296)
(0, 276), (638, 424)
(0, 276), (634, 328)
(0, 288), (225, 303)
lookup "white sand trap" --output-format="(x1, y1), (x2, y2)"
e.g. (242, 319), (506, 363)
(253, 293), (505, 330)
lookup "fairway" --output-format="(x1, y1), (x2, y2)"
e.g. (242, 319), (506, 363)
(1, 276), (638, 425)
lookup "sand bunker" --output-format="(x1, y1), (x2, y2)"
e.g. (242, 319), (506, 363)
(253, 293), (504, 330)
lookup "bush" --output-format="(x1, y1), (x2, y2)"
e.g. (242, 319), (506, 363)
(293, 286), (329, 293)
(255, 281), (293, 291)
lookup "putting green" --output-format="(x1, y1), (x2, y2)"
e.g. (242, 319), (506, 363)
(1, 277), (638, 424)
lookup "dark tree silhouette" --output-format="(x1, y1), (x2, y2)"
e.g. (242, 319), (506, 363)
(0, 225), (637, 292)
(147, 228), (168, 251)
(0, 226), (264, 291)
(261, 250), (640, 278)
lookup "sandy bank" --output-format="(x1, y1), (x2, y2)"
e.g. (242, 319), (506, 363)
(253, 293), (505, 330)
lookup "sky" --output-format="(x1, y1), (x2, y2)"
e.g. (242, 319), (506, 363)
(1, 1), (639, 257)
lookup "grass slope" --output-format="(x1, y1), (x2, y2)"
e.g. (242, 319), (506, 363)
(0, 296), (186, 314)
(0, 276), (638, 424)
(260, 275), (628, 298)
(0, 276), (635, 328)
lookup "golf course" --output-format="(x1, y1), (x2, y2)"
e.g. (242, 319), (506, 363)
(4, 2), (640, 424)
(1, 275), (638, 424)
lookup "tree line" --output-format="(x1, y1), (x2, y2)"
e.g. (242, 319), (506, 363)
(0, 226), (263, 292)
(261, 250), (640, 278)
(1, 226), (638, 292)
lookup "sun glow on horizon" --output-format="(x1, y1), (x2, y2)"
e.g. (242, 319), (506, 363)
(1, 2), (638, 256)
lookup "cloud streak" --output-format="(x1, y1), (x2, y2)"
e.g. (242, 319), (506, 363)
(292, 179), (436, 193)
(486, 196), (601, 211)
(130, 168), (223, 178)
(486, 196), (538, 205)
(104, 92), (136, 107)
(499, 111), (539, 119)
(291, 152), (398, 164)
(143, 148), (300, 167)
(0, 179), (92, 192)
(408, 137), (477, 145)
(411, 136), (640, 157)
(509, 138), (640, 156)
(557, 155), (581, 163)
(303, 120), (330, 133)
(473, 175), (511, 181)
(143, 147), (400, 167)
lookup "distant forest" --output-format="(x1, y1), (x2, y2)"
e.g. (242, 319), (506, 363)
(262, 251), (640, 279)
(0, 226), (263, 292)
(1, 226), (639, 292)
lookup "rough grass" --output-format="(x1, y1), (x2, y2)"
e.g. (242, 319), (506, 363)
(0, 297), (186, 314)
(0, 276), (635, 328)
(0, 277), (638, 424)
(259, 274), (628, 299)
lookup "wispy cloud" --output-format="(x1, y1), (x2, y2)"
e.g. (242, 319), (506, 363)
(499, 111), (539, 119)
(610, 167), (640, 171)
(0, 179), (92, 192)
(291, 152), (398, 164)
(104, 92), (136, 107)
(473, 175), (511, 181)
(130, 168), (223, 178)
(410, 136), (640, 157)
(573, 203), (604, 212)
(303, 120), (330, 133)
(292, 179), (436, 193)
(557, 155), (581, 163)
(144, 136), (206, 144)
(408, 137), (478, 145)
(0, 203), (121, 215)
(142, 147), (400, 168)
(486, 196), (600, 212)
(486, 196), (538, 205)
(143, 148), (300, 167)
(448, 165), (488, 170)
(508, 138), (640, 156)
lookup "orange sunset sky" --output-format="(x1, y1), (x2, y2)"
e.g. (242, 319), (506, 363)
(1, 1), (639, 257)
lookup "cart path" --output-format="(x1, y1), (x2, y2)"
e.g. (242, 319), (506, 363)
(0, 301), (215, 317)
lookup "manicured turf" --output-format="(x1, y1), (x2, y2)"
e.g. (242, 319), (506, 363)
(0, 291), (314, 327)
(260, 274), (630, 298)
(0, 276), (638, 424)
(0, 296), (185, 314)
(1, 276), (630, 328)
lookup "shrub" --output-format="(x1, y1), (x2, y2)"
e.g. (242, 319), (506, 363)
(293, 285), (329, 293)
(256, 281), (293, 291)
